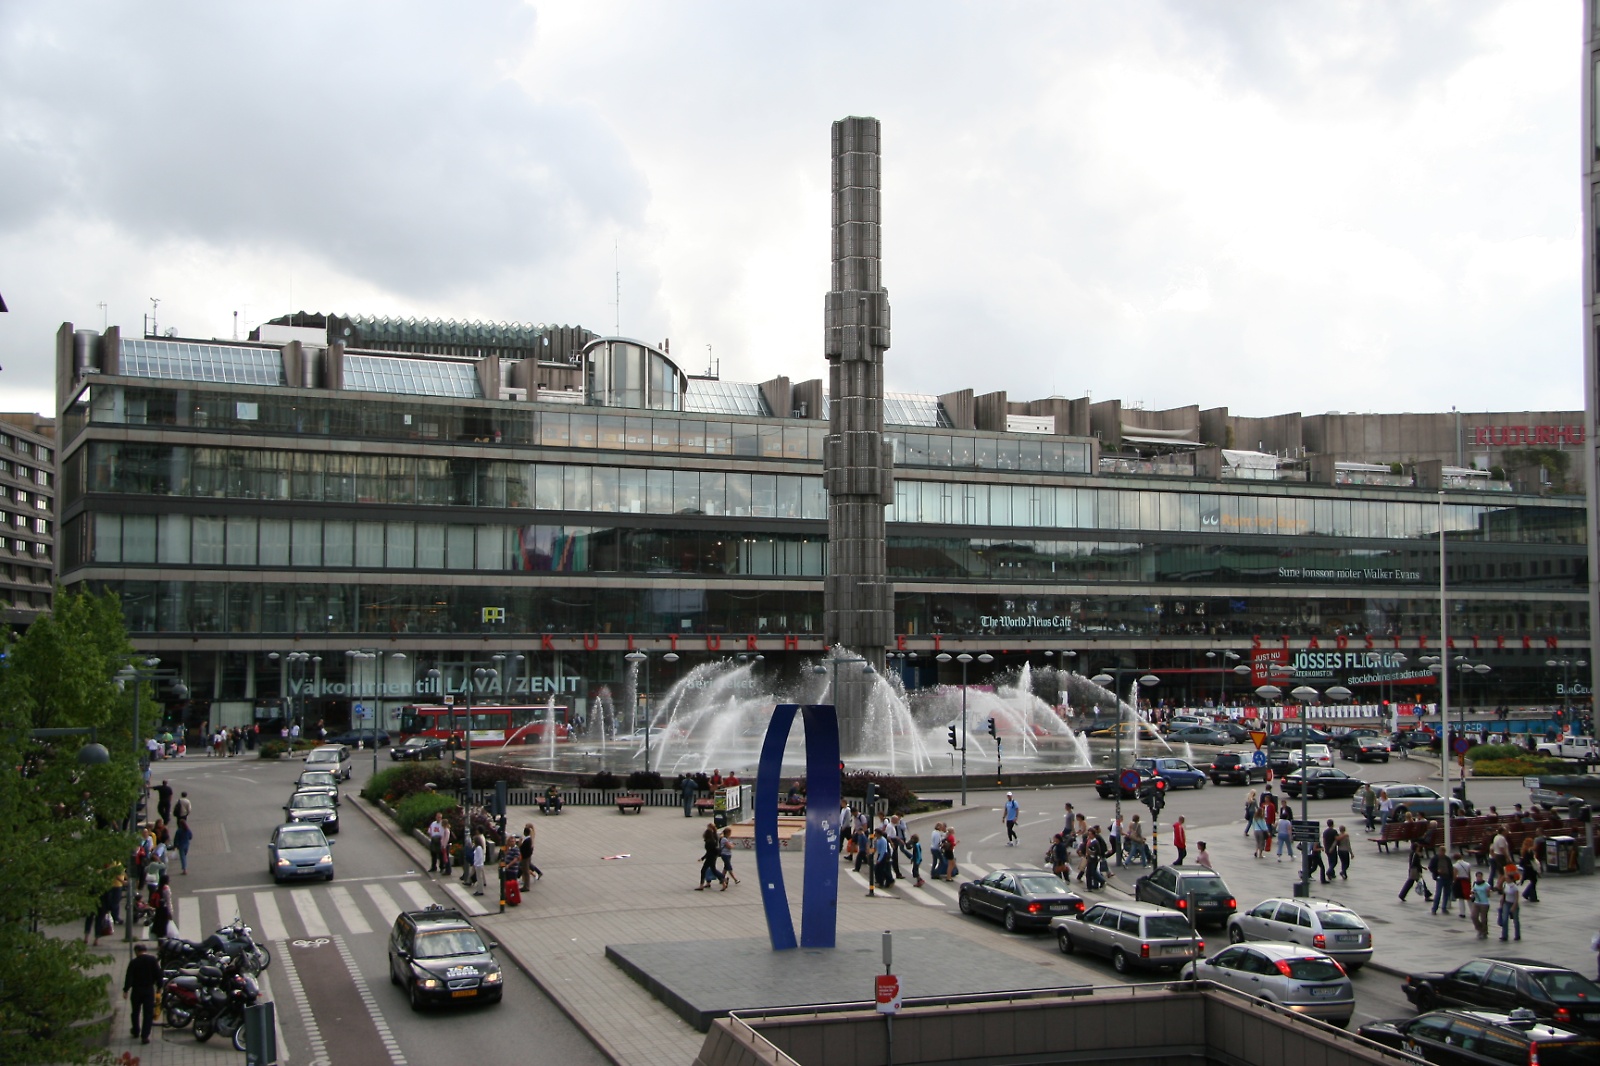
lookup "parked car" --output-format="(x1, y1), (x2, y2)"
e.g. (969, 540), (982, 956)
(1360, 1009), (1600, 1065)
(295, 769), (342, 805)
(1401, 958), (1600, 1035)
(1094, 766), (1155, 799)
(1285, 743), (1334, 768)
(1163, 715), (1207, 733)
(1337, 731), (1392, 762)
(1281, 767), (1365, 800)
(1536, 736), (1599, 763)
(1089, 722), (1162, 740)
(1391, 728), (1437, 750)
(1350, 782), (1471, 819)
(283, 790), (340, 834)
(1133, 865), (1237, 928)
(325, 727), (391, 749)
(304, 744), (352, 781)
(1213, 722), (1254, 744)
(958, 869), (1086, 932)
(1208, 750), (1269, 786)
(1185, 942), (1354, 1026)
(1276, 725), (1336, 745)
(388, 905), (504, 1010)
(1053, 900), (1203, 973)
(268, 823), (335, 882)
(1134, 756), (1208, 789)
(1227, 898), (1372, 970)
(390, 736), (447, 762)
(1166, 725), (1233, 746)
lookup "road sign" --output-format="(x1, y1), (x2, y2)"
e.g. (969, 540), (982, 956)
(1249, 730), (1267, 750)
(1251, 750), (1267, 767)
(1451, 737), (1471, 755)
(1291, 822), (1319, 844)
(1119, 769), (1141, 792)
(875, 974), (901, 1014)
(352, 702), (366, 719)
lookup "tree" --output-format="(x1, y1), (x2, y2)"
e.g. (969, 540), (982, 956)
(0, 587), (142, 1064)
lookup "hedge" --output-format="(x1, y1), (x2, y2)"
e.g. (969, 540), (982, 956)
(393, 791), (458, 834)
(1470, 756), (1571, 778)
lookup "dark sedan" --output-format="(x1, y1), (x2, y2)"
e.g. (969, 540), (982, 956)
(283, 791), (340, 834)
(390, 736), (447, 761)
(1336, 729), (1392, 762)
(325, 727), (391, 748)
(1281, 767), (1365, 800)
(1208, 750), (1268, 786)
(1133, 865), (1237, 928)
(1095, 767), (1155, 799)
(958, 869), (1085, 932)
(1403, 958), (1600, 1035)
(1165, 725), (1233, 746)
(1361, 1009), (1599, 1066)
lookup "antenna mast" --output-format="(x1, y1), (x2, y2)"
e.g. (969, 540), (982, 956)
(614, 240), (621, 335)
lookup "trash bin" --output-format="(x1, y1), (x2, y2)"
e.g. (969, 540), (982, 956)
(1544, 835), (1578, 874)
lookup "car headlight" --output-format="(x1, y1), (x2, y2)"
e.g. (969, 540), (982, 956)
(414, 974), (441, 989)
(482, 969), (502, 985)
(316, 855), (332, 865)
(276, 857), (291, 867)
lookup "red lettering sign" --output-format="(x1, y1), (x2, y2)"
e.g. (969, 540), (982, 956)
(582, 633), (599, 651)
(541, 634), (554, 651)
(784, 634), (800, 651)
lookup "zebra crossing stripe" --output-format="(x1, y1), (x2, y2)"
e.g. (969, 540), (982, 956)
(292, 889), (331, 938)
(253, 891), (290, 942)
(214, 893), (239, 930)
(328, 886), (372, 935)
(363, 882), (400, 921)
(905, 884), (946, 908)
(397, 880), (434, 911)
(334, 934), (406, 1065)
(443, 881), (490, 915)
(963, 862), (989, 878)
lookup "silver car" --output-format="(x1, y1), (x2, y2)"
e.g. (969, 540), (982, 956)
(1227, 898), (1373, 970)
(268, 823), (335, 882)
(1052, 900), (1205, 974)
(1186, 942), (1354, 1026)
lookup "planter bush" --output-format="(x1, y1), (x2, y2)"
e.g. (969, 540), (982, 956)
(1466, 743), (1528, 762)
(1470, 756), (1569, 778)
(393, 791), (458, 834)
(626, 770), (664, 791)
(258, 740), (288, 760)
(584, 770), (621, 790)
(839, 770), (918, 815)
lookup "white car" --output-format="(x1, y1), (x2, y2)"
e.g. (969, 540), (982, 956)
(1535, 735), (1598, 762)
(1226, 898), (1373, 971)
(1286, 743), (1334, 768)
(1185, 942), (1354, 1026)
(304, 744), (352, 781)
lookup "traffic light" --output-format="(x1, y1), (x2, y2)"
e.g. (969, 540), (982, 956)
(1139, 775), (1169, 815)
(987, 717), (998, 739)
(947, 725), (958, 748)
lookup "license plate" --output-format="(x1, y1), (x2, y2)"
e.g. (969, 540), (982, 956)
(1336, 934), (1359, 942)
(1162, 945), (1189, 955)
(451, 989), (477, 999)
(1050, 904), (1072, 911)
(1309, 986), (1339, 997)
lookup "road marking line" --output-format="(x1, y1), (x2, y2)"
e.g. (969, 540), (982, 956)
(276, 934), (328, 1066)
(196, 873), (416, 895)
(443, 881), (490, 915)
(920, 880), (959, 904)
(214, 893), (239, 931)
(963, 861), (989, 877)
(903, 883), (947, 908)
(364, 882), (400, 920)
(845, 869), (898, 897)
(293, 890), (331, 938)
(253, 891), (290, 942)
(334, 934), (407, 1065)
(397, 880), (434, 911)
(328, 886), (371, 935)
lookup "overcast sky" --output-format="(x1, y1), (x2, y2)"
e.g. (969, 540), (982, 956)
(0, 1), (1584, 420)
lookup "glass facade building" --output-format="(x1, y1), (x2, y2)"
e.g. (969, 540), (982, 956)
(53, 320), (1591, 730)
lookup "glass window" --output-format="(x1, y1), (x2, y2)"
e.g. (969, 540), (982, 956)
(476, 525), (505, 570)
(673, 469), (701, 514)
(618, 468), (646, 514)
(570, 414), (598, 450)
(323, 521), (354, 567)
(701, 471), (727, 516)
(802, 477), (826, 519)
(776, 475), (802, 519)
(259, 519), (290, 566)
(974, 437), (996, 470)
(95, 513), (122, 563)
(416, 524), (446, 569)
(291, 519), (322, 567)
(193, 516), (225, 565)
(596, 415), (626, 450)
(355, 522), (384, 567)
(1018, 438), (1041, 472)
(387, 522), (415, 569)
(703, 421), (732, 455)
(758, 423), (783, 458)
(564, 465), (591, 512)
(158, 514), (190, 564)
(647, 469), (673, 514)
(535, 464), (563, 511)
(624, 415), (652, 450)
(538, 411), (569, 447)
(783, 425), (811, 461)
(591, 467), (618, 512)
(651, 417), (680, 454)
(990, 484), (1011, 526)
(725, 472), (753, 517)
(446, 525), (474, 569)
(927, 433), (952, 468)
(1042, 441), (1064, 473)
(751, 474), (777, 519)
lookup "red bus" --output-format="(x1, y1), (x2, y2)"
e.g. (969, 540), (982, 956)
(397, 704), (571, 747)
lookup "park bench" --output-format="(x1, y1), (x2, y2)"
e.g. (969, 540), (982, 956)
(777, 802), (807, 816)
(694, 797), (716, 814)
(1369, 820), (1427, 853)
(616, 794), (644, 814)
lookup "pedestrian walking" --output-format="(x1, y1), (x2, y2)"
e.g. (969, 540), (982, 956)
(149, 872), (175, 939)
(1452, 851), (1472, 918)
(1172, 816), (1188, 866)
(1275, 816), (1294, 861)
(910, 833), (924, 887)
(1429, 846), (1453, 915)
(1049, 832), (1071, 879)
(719, 827), (741, 887)
(930, 823), (947, 881)
(1398, 840), (1432, 902)
(427, 814), (444, 872)
(1109, 815), (1124, 866)
(438, 818), (453, 876)
(1518, 839), (1541, 903)
(519, 824), (541, 888)
(122, 942), (162, 1045)
(1378, 790), (1394, 827)
(1128, 815), (1149, 867)
(1244, 788), (1259, 836)
(1195, 841), (1213, 869)
(1497, 870), (1523, 941)
(941, 828), (958, 881)
(888, 814), (906, 879)
(154, 780), (173, 824)
(470, 835), (487, 896)
(1084, 828), (1106, 890)
(1469, 871), (1492, 938)
(1250, 811), (1270, 858)
(696, 822), (724, 890)
(173, 818), (192, 875)
(173, 791), (191, 821)
(1062, 802), (1075, 837)
(1360, 785), (1377, 833)
(1004, 793), (1020, 846)
(867, 829), (891, 896)
(680, 773), (697, 818)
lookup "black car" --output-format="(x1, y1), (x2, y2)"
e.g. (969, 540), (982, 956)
(388, 905), (504, 1010)
(1132, 865), (1237, 928)
(390, 736), (447, 762)
(1281, 766), (1365, 800)
(325, 727), (391, 748)
(1360, 1009), (1600, 1066)
(1336, 730), (1392, 763)
(1094, 766), (1155, 799)
(283, 791), (340, 834)
(1208, 750), (1268, 786)
(1402, 958), (1600, 1035)
(958, 869), (1085, 932)
(1276, 725), (1336, 745)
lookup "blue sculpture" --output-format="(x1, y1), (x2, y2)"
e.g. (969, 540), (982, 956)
(754, 704), (841, 950)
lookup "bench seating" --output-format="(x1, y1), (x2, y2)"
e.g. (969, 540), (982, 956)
(694, 797), (716, 814)
(777, 802), (807, 816)
(616, 794), (644, 814)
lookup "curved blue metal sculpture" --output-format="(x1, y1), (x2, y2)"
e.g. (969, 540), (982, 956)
(754, 704), (841, 950)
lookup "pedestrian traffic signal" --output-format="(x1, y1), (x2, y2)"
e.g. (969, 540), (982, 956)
(987, 717), (998, 738)
(947, 725), (958, 748)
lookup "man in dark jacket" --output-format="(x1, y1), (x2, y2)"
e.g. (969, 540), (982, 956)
(123, 942), (162, 1044)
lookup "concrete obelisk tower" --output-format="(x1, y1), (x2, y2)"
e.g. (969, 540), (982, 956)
(823, 117), (895, 755)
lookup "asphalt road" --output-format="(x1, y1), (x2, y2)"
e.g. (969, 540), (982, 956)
(147, 749), (607, 1066)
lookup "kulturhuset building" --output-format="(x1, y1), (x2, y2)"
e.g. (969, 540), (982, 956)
(51, 312), (1588, 733)
(0, 412), (57, 630)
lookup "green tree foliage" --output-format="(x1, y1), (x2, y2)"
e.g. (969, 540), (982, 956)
(0, 587), (143, 1064)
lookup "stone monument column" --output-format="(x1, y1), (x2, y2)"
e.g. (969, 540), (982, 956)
(823, 116), (895, 755)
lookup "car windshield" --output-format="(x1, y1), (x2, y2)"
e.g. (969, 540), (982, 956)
(1318, 909), (1365, 930)
(278, 829), (326, 849)
(301, 774), (336, 787)
(1284, 958), (1345, 982)
(308, 751), (338, 762)
(413, 929), (487, 959)
(404, 738), (431, 747)
(1531, 971), (1600, 1000)
(1532, 1041), (1600, 1066)
(1215, 755), (1241, 765)
(289, 794), (331, 809)
(1015, 876), (1074, 897)
(1145, 915), (1195, 938)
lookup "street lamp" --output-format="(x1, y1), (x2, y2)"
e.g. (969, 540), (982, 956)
(1286, 684), (1351, 897)
(427, 664), (497, 809)
(269, 651), (319, 742)
(346, 650), (406, 777)
(625, 650), (678, 774)
(1205, 651), (1242, 710)
(1546, 659), (1588, 728)
(114, 658), (186, 942)
(1091, 669), (1160, 832)
(934, 652), (991, 805)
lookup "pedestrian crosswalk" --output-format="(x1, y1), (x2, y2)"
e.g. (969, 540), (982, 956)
(181, 876), (489, 947)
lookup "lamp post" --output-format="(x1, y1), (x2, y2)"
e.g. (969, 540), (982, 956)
(1091, 669), (1160, 832)
(625, 650), (678, 774)
(346, 650), (406, 777)
(1205, 651), (1242, 711)
(1418, 654), (1460, 857)
(427, 664), (497, 809)
(934, 652), (990, 806)
(1286, 684), (1351, 897)
(114, 658), (186, 942)
(269, 651), (319, 743)
(1546, 658), (1588, 728)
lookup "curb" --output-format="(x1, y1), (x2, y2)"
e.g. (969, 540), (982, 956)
(348, 792), (631, 1066)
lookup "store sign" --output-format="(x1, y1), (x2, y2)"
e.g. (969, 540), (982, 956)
(1472, 424), (1583, 446)
(980, 614), (1075, 630)
(1277, 566), (1422, 583)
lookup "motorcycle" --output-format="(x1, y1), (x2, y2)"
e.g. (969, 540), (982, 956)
(167, 961), (259, 1051)
(160, 960), (232, 1032)
(162, 919), (271, 975)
